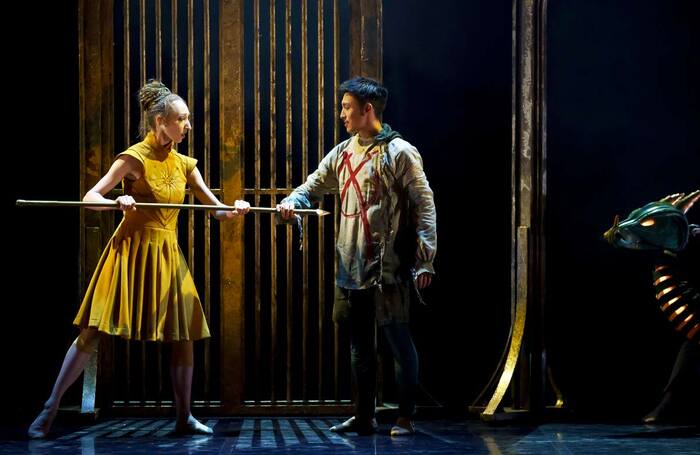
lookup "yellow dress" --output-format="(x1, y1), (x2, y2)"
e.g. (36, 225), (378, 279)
(74, 133), (210, 341)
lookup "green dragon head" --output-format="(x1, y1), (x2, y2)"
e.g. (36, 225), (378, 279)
(604, 190), (699, 252)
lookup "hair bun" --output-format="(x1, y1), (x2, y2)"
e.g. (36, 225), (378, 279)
(138, 79), (172, 112)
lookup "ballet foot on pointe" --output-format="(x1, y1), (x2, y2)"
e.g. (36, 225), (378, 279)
(174, 415), (213, 435)
(27, 403), (58, 439)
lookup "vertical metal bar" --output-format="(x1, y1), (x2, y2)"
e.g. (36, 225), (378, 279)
(332, 0), (339, 146)
(156, 0), (164, 404)
(332, 0), (340, 403)
(102, 0), (116, 407)
(172, 0), (178, 92)
(269, 0), (278, 403)
(118, 0), (131, 402)
(140, 0), (147, 405)
(377, 0), (383, 82)
(284, 0), (293, 404)
(536, 0), (549, 411)
(185, 0), (196, 403)
(123, 0), (132, 406)
(125, 0), (131, 146)
(156, 0), (162, 80)
(140, 0), (146, 85)
(301, 0), (309, 404)
(203, 0), (212, 401)
(253, 0), (262, 404)
(316, 0), (325, 402)
(220, 0), (246, 412)
(187, 0), (195, 272)
(78, 0), (86, 297)
(156, 0), (164, 406)
(161, 0), (178, 405)
(516, 0), (535, 411)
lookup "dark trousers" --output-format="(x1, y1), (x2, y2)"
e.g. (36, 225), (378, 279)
(662, 340), (700, 414)
(342, 287), (419, 420)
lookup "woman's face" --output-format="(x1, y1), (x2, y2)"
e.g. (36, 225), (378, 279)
(157, 99), (191, 144)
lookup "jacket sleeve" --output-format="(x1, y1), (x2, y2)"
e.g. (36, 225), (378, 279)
(395, 142), (437, 275)
(278, 144), (341, 222)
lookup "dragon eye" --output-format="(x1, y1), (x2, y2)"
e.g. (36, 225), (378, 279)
(641, 218), (656, 227)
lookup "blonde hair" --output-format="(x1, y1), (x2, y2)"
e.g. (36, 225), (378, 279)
(137, 80), (184, 138)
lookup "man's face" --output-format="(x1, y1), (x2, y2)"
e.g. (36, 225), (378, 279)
(339, 93), (370, 134)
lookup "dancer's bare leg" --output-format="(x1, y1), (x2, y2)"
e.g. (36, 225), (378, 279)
(171, 340), (212, 435)
(28, 328), (100, 438)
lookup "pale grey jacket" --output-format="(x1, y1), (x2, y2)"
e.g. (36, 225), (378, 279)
(282, 130), (437, 290)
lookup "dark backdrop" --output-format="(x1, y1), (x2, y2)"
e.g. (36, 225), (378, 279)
(546, 0), (700, 419)
(382, 0), (512, 413)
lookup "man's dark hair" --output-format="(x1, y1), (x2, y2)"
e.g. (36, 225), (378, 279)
(339, 76), (388, 117)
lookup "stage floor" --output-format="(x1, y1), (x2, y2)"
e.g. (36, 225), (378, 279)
(1, 417), (698, 454)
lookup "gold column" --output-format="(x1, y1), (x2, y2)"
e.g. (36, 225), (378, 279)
(220, 0), (246, 412)
(284, 0), (294, 404)
(78, 0), (114, 414)
(139, 0), (147, 406)
(269, 0), (279, 403)
(332, 0), (341, 402)
(349, 0), (382, 80)
(203, 0), (213, 401)
(473, 0), (555, 421)
(301, 0), (309, 403)
(253, 0), (262, 403)
(316, 0), (325, 402)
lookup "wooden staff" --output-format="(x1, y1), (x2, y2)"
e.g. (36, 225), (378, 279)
(15, 199), (330, 217)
